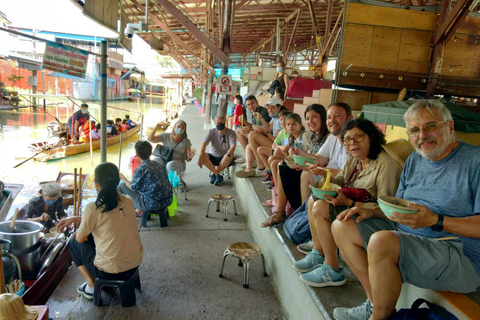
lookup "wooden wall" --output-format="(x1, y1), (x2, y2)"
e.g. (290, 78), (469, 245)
(339, 3), (480, 97)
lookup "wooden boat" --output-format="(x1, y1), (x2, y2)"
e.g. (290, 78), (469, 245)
(29, 125), (141, 162)
(14, 171), (88, 305)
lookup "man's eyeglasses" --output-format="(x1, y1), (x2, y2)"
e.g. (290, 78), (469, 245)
(342, 133), (366, 146)
(406, 121), (446, 138)
(222, 135), (226, 143)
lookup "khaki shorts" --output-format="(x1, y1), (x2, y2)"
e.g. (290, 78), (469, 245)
(354, 217), (480, 293)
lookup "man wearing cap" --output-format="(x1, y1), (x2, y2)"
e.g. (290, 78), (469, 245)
(331, 100), (480, 320)
(235, 95), (271, 163)
(236, 97), (283, 178)
(68, 103), (90, 142)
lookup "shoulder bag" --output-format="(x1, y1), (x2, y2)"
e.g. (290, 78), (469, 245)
(341, 159), (376, 202)
(153, 136), (184, 162)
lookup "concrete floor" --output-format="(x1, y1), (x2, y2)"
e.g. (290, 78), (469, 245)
(46, 105), (285, 320)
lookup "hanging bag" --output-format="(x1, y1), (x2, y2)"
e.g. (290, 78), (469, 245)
(153, 136), (184, 162)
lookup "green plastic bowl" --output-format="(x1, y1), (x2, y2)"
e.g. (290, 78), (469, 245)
(377, 196), (417, 217)
(293, 155), (316, 166)
(309, 182), (340, 200)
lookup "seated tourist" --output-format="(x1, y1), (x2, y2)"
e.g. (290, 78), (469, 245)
(261, 103), (332, 228)
(293, 118), (402, 289)
(235, 95), (271, 163)
(90, 123), (101, 139)
(115, 118), (123, 132)
(235, 97), (284, 178)
(25, 183), (66, 229)
(331, 100), (480, 320)
(79, 120), (95, 142)
(148, 120), (196, 185)
(118, 140), (173, 216)
(106, 120), (118, 135)
(257, 110), (292, 189)
(125, 115), (136, 127)
(198, 115), (236, 186)
(57, 162), (143, 300)
(121, 119), (131, 131)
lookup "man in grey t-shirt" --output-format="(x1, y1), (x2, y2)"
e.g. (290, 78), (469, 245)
(332, 100), (480, 320)
(198, 116), (236, 186)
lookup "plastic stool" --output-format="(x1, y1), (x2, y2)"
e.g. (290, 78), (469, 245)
(206, 194), (237, 221)
(142, 207), (169, 227)
(219, 242), (267, 288)
(93, 268), (141, 307)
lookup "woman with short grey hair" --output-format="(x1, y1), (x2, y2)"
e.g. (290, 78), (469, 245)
(26, 182), (66, 229)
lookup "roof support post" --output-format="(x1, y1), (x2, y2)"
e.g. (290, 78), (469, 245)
(432, 0), (474, 47)
(427, 0), (451, 96)
(154, 0), (231, 64)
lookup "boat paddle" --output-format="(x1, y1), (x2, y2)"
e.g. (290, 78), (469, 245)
(12, 149), (48, 168)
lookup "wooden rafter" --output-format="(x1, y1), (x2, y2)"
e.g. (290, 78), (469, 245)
(244, 8), (301, 56)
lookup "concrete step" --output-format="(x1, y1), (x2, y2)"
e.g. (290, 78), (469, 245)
(293, 103), (309, 126)
(303, 96), (320, 105)
(312, 90), (320, 98)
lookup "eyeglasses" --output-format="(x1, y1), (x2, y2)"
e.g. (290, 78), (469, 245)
(406, 121), (446, 138)
(342, 133), (366, 146)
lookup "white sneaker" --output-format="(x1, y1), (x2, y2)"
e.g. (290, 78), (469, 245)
(239, 160), (257, 169)
(234, 156), (246, 163)
(297, 240), (314, 255)
(255, 167), (266, 176)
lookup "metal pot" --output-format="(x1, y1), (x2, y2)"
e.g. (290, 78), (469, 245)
(0, 221), (42, 255)
(0, 221), (42, 280)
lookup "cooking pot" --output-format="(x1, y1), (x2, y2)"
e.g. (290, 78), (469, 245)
(0, 221), (42, 280)
(0, 221), (42, 255)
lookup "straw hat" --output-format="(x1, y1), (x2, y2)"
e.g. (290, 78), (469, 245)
(0, 294), (38, 320)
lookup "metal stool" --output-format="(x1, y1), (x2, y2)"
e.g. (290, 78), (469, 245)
(219, 242), (267, 288)
(173, 183), (187, 201)
(206, 194), (237, 221)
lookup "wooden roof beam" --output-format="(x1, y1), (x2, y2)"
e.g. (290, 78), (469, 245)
(432, 0), (475, 47)
(243, 8), (301, 56)
(154, 0), (231, 64)
(130, 0), (214, 72)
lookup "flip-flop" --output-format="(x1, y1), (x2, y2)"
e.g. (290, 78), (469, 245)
(262, 199), (274, 207)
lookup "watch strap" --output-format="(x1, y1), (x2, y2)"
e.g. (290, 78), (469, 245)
(431, 215), (444, 232)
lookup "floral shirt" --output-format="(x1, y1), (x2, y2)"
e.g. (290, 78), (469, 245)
(308, 132), (328, 154)
(131, 159), (173, 210)
(25, 196), (66, 229)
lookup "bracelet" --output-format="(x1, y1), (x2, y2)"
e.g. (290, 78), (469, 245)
(265, 131), (269, 136)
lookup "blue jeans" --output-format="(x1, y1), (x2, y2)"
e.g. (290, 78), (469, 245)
(117, 182), (150, 212)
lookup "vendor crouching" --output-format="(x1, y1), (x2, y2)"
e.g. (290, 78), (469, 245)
(26, 183), (66, 229)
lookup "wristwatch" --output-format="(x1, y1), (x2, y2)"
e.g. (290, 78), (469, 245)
(431, 215), (444, 232)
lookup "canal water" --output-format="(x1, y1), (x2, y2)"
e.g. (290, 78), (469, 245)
(0, 95), (174, 218)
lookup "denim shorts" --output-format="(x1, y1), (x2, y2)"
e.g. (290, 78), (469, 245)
(354, 217), (480, 293)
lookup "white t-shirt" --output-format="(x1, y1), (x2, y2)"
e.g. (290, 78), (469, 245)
(316, 134), (348, 170)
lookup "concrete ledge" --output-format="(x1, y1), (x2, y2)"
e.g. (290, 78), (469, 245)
(234, 169), (330, 320)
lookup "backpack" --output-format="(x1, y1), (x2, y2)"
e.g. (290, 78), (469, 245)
(389, 298), (458, 320)
(268, 80), (280, 95)
(283, 199), (311, 245)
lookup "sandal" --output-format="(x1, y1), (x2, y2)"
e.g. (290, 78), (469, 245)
(261, 211), (286, 228)
(262, 199), (274, 207)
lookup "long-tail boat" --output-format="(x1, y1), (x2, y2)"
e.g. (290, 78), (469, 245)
(29, 125), (141, 162)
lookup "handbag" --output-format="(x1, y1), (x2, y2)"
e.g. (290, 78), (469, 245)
(341, 159), (375, 202)
(389, 298), (458, 320)
(153, 137), (184, 162)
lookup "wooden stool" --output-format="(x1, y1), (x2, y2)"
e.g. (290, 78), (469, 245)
(93, 269), (141, 307)
(219, 242), (267, 288)
(206, 194), (237, 221)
